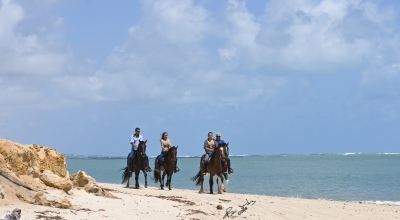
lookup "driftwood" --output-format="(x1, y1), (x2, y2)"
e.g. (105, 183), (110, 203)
(0, 168), (36, 191)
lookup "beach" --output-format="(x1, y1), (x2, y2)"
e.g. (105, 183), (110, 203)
(1, 182), (400, 220)
(1, 138), (400, 219)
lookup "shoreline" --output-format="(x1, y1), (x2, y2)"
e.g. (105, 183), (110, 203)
(1, 182), (400, 219)
(64, 180), (400, 206)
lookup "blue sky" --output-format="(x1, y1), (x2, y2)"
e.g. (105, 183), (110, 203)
(1, 0), (399, 156)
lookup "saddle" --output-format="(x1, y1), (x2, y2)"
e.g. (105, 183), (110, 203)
(201, 154), (211, 174)
(201, 154), (211, 164)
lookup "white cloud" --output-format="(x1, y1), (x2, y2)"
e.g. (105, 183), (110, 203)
(0, 0), (77, 117)
(0, 0), (70, 76)
(1, 0), (400, 118)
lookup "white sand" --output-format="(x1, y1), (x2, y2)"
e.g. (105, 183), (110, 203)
(1, 182), (399, 220)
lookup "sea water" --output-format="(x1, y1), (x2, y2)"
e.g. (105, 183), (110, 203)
(66, 153), (400, 204)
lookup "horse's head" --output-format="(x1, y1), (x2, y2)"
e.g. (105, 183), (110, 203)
(215, 144), (227, 162)
(223, 142), (229, 156)
(168, 146), (178, 161)
(137, 140), (147, 157)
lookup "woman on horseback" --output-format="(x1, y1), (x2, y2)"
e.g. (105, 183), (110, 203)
(155, 132), (179, 173)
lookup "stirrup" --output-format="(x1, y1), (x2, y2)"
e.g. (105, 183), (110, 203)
(228, 168), (234, 174)
(174, 166), (180, 173)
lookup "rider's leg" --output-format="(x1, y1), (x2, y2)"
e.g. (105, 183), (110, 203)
(174, 158), (180, 173)
(130, 148), (136, 159)
(158, 152), (164, 166)
(155, 152), (163, 172)
(145, 154), (152, 172)
(227, 157), (234, 174)
(203, 151), (212, 172)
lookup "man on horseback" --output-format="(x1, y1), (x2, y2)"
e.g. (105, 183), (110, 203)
(215, 133), (234, 174)
(203, 132), (215, 173)
(130, 127), (152, 172)
(155, 132), (180, 173)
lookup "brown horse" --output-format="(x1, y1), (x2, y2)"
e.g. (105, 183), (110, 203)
(121, 140), (148, 189)
(191, 145), (227, 194)
(152, 146), (178, 190)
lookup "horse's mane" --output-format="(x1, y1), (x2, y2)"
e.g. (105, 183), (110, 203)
(136, 140), (147, 154)
(210, 143), (228, 159)
(165, 146), (177, 157)
(218, 142), (228, 147)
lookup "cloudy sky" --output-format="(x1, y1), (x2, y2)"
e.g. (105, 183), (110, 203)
(1, 0), (399, 156)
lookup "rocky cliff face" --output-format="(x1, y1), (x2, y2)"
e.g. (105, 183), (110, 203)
(0, 138), (116, 207)
(0, 138), (68, 179)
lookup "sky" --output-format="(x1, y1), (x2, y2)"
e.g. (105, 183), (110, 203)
(0, 0), (399, 157)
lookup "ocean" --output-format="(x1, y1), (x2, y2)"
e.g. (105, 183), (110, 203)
(66, 153), (400, 205)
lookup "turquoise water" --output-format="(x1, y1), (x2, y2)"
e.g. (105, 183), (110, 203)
(66, 154), (400, 204)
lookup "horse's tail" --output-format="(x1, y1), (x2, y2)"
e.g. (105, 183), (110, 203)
(152, 169), (160, 183)
(120, 167), (131, 184)
(190, 169), (202, 186)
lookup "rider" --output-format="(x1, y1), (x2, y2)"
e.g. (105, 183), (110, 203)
(203, 132), (215, 173)
(130, 127), (152, 172)
(215, 133), (234, 174)
(155, 132), (180, 173)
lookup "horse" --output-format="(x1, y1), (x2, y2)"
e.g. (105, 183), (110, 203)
(152, 146), (178, 190)
(121, 140), (148, 189)
(191, 144), (227, 194)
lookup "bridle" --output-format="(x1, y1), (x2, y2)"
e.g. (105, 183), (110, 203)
(137, 142), (145, 158)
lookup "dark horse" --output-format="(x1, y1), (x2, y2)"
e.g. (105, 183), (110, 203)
(121, 140), (148, 189)
(191, 145), (227, 194)
(152, 146), (178, 190)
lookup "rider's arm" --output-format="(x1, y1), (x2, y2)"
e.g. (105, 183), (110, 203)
(130, 135), (137, 149)
(160, 140), (164, 151)
(135, 135), (143, 149)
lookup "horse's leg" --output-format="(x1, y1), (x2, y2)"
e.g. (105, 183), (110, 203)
(135, 170), (140, 189)
(126, 172), (130, 188)
(199, 160), (204, 193)
(168, 172), (173, 190)
(217, 174), (222, 194)
(161, 172), (167, 190)
(158, 170), (162, 189)
(166, 172), (169, 187)
(223, 173), (229, 192)
(143, 169), (148, 188)
(209, 174), (214, 194)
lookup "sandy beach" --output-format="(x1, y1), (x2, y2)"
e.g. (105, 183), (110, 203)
(1, 138), (399, 219)
(1, 182), (399, 220)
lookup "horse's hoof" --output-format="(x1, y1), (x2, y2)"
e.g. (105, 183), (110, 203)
(223, 189), (227, 192)
(145, 185), (148, 188)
